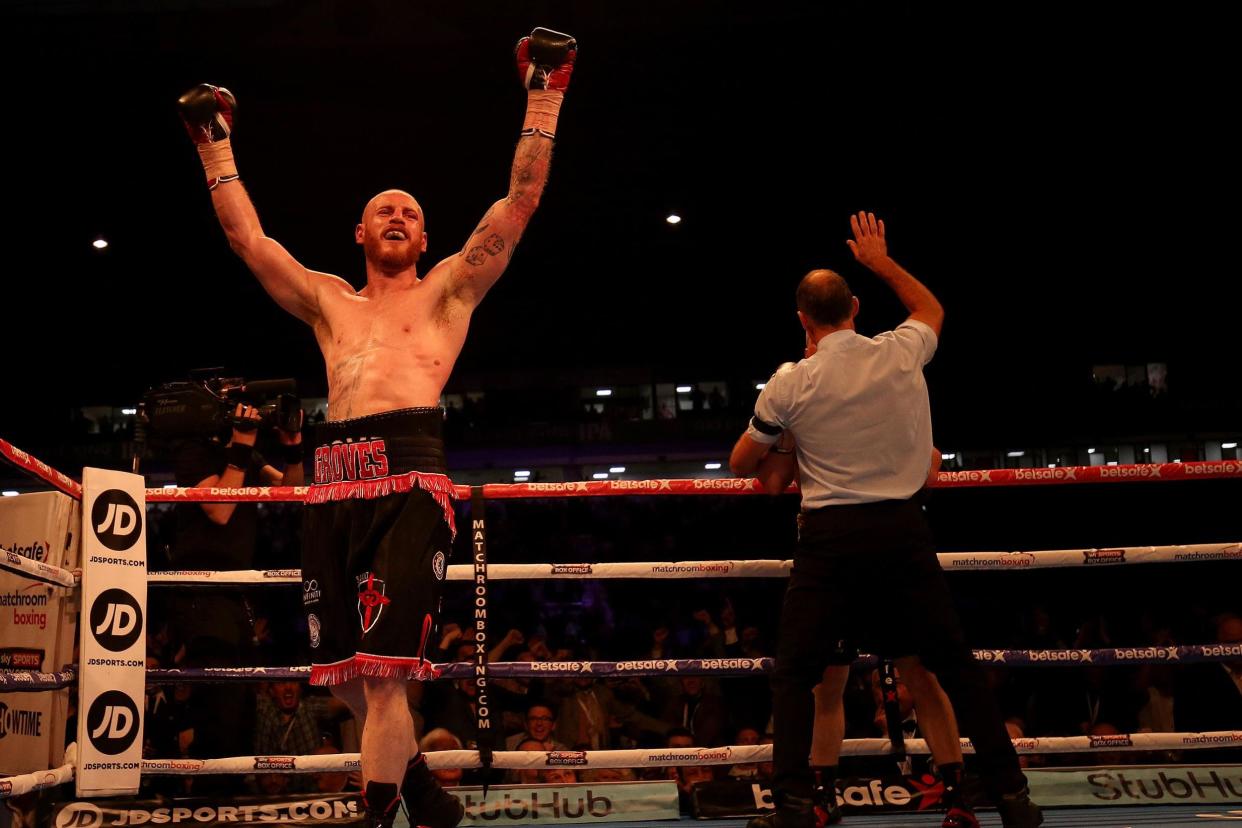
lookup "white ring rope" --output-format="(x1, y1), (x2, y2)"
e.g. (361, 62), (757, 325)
(145, 542), (1242, 586)
(133, 732), (1242, 776)
(0, 744), (76, 798)
(0, 553), (78, 587)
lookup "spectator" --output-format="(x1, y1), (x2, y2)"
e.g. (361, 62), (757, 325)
(254, 682), (348, 793)
(420, 729), (465, 788)
(660, 676), (728, 748)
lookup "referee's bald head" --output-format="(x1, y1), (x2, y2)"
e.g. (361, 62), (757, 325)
(797, 269), (855, 327)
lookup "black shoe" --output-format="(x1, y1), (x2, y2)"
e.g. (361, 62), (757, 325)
(364, 781), (402, 828)
(995, 786), (1042, 828)
(747, 794), (817, 828)
(402, 754), (465, 828)
(813, 785), (843, 827)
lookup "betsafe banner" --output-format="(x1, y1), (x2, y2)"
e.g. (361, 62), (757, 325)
(693, 775), (949, 818)
(53, 794), (366, 828)
(453, 781), (679, 824)
(691, 765), (1242, 818)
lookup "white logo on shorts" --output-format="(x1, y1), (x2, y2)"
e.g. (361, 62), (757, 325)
(432, 551), (446, 581)
(308, 614), (321, 648)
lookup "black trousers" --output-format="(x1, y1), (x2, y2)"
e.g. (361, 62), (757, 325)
(770, 498), (1025, 800)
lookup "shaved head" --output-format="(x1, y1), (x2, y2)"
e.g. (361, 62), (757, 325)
(356, 188), (427, 271)
(362, 189), (421, 223)
(796, 269), (855, 327)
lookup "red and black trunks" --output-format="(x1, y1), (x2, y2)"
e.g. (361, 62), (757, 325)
(301, 407), (457, 685)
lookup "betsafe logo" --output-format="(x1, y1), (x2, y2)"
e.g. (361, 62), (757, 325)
(86, 691), (139, 755)
(91, 489), (142, 552)
(90, 589), (144, 652)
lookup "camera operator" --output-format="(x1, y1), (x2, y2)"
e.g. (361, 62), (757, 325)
(164, 400), (304, 790)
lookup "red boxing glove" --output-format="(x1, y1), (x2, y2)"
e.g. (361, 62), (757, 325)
(177, 84), (236, 144)
(516, 27), (576, 92)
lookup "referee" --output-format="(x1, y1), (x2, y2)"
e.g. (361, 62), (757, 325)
(731, 212), (1041, 828)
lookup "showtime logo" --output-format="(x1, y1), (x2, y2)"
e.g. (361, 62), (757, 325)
(254, 756), (296, 770)
(1089, 734), (1134, 749)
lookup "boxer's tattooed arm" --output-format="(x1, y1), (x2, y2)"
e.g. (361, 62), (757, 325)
(443, 133), (553, 305)
(509, 133), (552, 200)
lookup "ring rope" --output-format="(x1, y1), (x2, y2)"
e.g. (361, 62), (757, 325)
(145, 543), (1242, 588)
(133, 732), (1242, 777)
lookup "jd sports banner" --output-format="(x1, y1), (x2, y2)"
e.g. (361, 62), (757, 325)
(77, 468), (148, 797)
(53, 794), (365, 828)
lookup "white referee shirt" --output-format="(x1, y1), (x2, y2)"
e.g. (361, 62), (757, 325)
(747, 319), (938, 508)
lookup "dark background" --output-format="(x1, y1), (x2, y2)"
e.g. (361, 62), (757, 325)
(2, 0), (1236, 446)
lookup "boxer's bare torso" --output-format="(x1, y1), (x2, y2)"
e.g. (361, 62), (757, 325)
(312, 261), (469, 420)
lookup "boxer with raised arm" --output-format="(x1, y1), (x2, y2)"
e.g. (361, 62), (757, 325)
(178, 28), (576, 828)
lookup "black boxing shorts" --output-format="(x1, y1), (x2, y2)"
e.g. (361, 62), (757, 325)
(300, 407), (458, 686)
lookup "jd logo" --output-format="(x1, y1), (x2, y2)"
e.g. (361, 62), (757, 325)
(90, 589), (144, 652)
(86, 691), (139, 755)
(55, 803), (103, 828)
(91, 490), (142, 551)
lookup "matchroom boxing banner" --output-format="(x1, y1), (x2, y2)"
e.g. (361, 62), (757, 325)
(77, 468), (148, 797)
(0, 491), (80, 775)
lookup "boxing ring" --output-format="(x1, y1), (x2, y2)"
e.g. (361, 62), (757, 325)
(2, 434), (1241, 826)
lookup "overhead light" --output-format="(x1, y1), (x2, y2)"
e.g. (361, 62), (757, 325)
(163, 483), (178, 489)
(514, 470), (531, 478)
(1106, 461), (1118, 466)
(1088, 447), (1096, 453)
(1007, 451), (1025, 458)
(92, 238), (108, 250)
(609, 466), (626, 474)
(1223, 442), (1238, 450)
(1143, 448), (1150, 453)
(1173, 458), (1182, 463)
(592, 473), (608, 480)
(595, 389), (612, 397)
(121, 408), (137, 415)
(755, 383), (766, 390)
(1048, 464), (1056, 468)
(666, 214), (681, 225)
(704, 462), (722, 470)
(1, 491), (18, 497)
(675, 386), (692, 393)
(941, 453), (956, 461)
